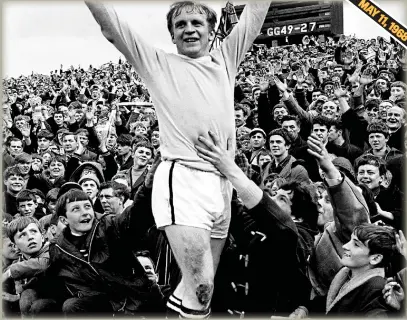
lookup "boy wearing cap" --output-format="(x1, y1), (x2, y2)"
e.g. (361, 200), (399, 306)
(79, 174), (101, 205)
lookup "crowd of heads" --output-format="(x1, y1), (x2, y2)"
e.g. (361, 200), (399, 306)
(2, 20), (406, 317)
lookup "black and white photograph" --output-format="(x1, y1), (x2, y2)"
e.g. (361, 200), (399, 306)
(2, 0), (406, 318)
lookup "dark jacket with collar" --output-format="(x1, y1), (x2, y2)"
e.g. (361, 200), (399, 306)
(261, 154), (309, 186)
(327, 141), (363, 165)
(48, 185), (166, 313)
(116, 154), (134, 171)
(359, 145), (403, 163)
(118, 167), (149, 199)
(244, 147), (266, 165)
(326, 267), (391, 316)
(288, 135), (308, 157)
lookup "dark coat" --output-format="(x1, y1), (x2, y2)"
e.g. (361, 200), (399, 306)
(326, 267), (391, 316)
(116, 154), (134, 171)
(290, 146), (322, 182)
(340, 108), (369, 151)
(375, 186), (404, 229)
(48, 185), (166, 314)
(118, 167), (149, 199)
(26, 170), (66, 197)
(261, 155), (309, 186)
(327, 141), (363, 165)
(386, 154), (404, 191)
(388, 126), (405, 152)
(3, 192), (18, 216)
(228, 193), (312, 316)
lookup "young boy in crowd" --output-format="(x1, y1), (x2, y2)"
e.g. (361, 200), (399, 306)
(15, 189), (45, 220)
(47, 155), (166, 315)
(325, 223), (398, 316)
(3, 165), (26, 217)
(45, 188), (59, 216)
(4, 216), (57, 315)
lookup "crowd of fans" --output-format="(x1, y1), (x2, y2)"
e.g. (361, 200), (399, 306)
(2, 31), (406, 317)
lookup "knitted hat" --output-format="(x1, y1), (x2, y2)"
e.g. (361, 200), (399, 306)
(332, 157), (355, 182)
(78, 173), (100, 189)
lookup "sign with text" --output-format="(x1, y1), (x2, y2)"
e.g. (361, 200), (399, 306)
(234, 1), (343, 45)
(346, 0), (407, 48)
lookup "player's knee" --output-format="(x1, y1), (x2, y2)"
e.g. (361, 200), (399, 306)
(195, 281), (213, 307)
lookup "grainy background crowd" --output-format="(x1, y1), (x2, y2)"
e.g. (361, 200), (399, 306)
(2, 29), (406, 317)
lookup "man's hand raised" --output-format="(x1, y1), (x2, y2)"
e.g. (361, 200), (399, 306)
(307, 133), (337, 177)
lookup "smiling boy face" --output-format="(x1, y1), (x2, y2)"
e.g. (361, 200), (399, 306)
(60, 200), (95, 236)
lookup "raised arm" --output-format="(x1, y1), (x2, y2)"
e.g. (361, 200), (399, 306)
(85, 1), (160, 81)
(307, 134), (370, 243)
(220, 2), (271, 76)
(275, 76), (313, 126)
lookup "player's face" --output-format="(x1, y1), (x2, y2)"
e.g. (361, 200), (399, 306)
(171, 8), (215, 59)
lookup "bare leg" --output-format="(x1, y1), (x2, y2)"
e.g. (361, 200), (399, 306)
(165, 225), (214, 311)
(210, 237), (226, 274)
